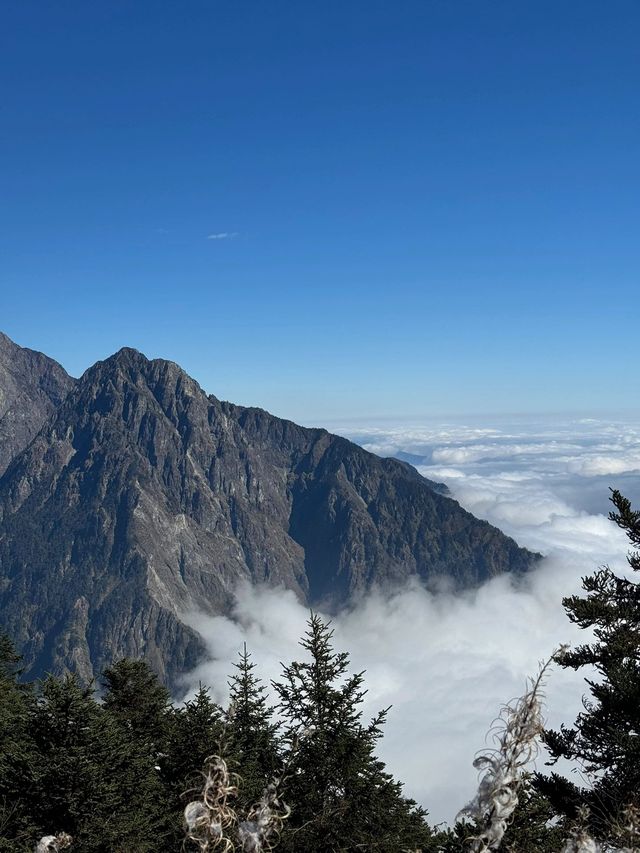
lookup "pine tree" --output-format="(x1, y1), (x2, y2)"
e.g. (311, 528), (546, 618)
(163, 685), (225, 847)
(101, 658), (171, 747)
(499, 780), (564, 852)
(82, 703), (170, 851)
(167, 685), (225, 792)
(29, 673), (168, 851)
(225, 644), (281, 807)
(0, 634), (38, 850)
(28, 675), (100, 843)
(272, 613), (436, 852)
(536, 489), (640, 840)
(100, 659), (177, 846)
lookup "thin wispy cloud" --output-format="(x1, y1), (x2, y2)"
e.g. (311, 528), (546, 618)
(206, 231), (238, 240)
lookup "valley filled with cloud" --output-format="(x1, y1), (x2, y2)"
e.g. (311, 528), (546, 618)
(183, 415), (640, 825)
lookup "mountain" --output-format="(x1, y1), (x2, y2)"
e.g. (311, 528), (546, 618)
(0, 344), (538, 686)
(0, 332), (75, 476)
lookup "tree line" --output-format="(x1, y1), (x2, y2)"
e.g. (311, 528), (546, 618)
(0, 489), (638, 852)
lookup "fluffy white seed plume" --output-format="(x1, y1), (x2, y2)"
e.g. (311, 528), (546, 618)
(237, 781), (291, 852)
(560, 810), (602, 853)
(457, 649), (564, 851)
(560, 834), (601, 853)
(184, 755), (238, 852)
(34, 834), (72, 852)
(610, 803), (640, 853)
(184, 753), (290, 853)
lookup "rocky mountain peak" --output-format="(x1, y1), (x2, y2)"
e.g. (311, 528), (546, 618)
(0, 337), (539, 686)
(0, 331), (75, 477)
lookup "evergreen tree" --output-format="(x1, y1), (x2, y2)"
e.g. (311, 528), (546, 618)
(536, 489), (640, 840)
(225, 644), (281, 807)
(100, 659), (176, 847)
(28, 675), (100, 843)
(82, 705), (169, 851)
(101, 658), (171, 747)
(272, 614), (436, 852)
(0, 634), (38, 850)
(163, 685), (225, 847)
(29, 673), (168, 852)
(166, 685), (224, 793)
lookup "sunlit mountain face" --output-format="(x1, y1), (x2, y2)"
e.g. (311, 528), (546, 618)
(0, 335), (535, 688)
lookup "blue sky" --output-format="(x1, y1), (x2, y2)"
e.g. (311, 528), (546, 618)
(1, 1), (638, 423)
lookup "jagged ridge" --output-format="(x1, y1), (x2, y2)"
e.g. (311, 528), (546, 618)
(0, 340), (538, 685)
(0, 332), (75, 476)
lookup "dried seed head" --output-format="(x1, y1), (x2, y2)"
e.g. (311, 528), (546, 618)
(457, 653), (557, 850)
(35, 834), (73, 853)
(560, 830), (601, 852)
(184, 756), (238, 851)
(237, 782), (291, 852)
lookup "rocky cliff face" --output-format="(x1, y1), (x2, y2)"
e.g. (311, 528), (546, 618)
(0, 332), (75, 476)
(0, 343), (538, 686)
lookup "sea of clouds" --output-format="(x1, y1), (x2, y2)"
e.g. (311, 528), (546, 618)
(183, 414), (640, 825)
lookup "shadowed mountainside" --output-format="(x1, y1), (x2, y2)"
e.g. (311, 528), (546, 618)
(0, 340), (538, 685)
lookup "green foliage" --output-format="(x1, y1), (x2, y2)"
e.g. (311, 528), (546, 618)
(0, 620), (437, 851)
(166, 685), (224, 791)
(28, 675), (101, 839)
(26, 674), (168, 852)
(272, 613), (435, 852)
(499, 781), (564, 852)
(162, 685), (225, 847)
(99, 659), (180, 848)
(4, 490), (640, 851)
(9, 514), (638, 853)
(0, 633), (38, 849)
(102, 658), (171, 746)
(537, 489), (640, 840)
(225, 644), (281, 808)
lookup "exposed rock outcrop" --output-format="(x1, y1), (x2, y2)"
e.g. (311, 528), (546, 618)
(0, 342), (538, 685)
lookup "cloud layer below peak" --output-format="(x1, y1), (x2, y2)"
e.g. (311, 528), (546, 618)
(182, 414), (640, 825)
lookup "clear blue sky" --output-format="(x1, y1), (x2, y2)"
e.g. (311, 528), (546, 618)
(1, 1), (638, 424)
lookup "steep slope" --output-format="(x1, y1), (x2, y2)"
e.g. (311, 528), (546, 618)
(0, 332), (75, 475)
(0, 347), (537, 685)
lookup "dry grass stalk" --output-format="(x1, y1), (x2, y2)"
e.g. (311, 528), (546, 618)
(457, 649), (565, 851)
(560, 808), (601, 853)
(560, 832), (601, 853)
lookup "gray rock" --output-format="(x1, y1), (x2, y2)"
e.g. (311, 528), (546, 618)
(0, 343), (539, 687)
(0, 332), (75, 476)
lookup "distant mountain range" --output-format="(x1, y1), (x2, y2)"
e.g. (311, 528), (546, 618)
(0, 333), (538, 686)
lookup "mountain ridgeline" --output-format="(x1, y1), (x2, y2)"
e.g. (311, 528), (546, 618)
(0, 331), (75, 477)
(0, 335), (538, 685)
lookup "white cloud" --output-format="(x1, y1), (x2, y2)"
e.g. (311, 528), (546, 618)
(207, 231), (238, 240)
(181, 414), (640, 826)
(566, 453), (640, 476)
